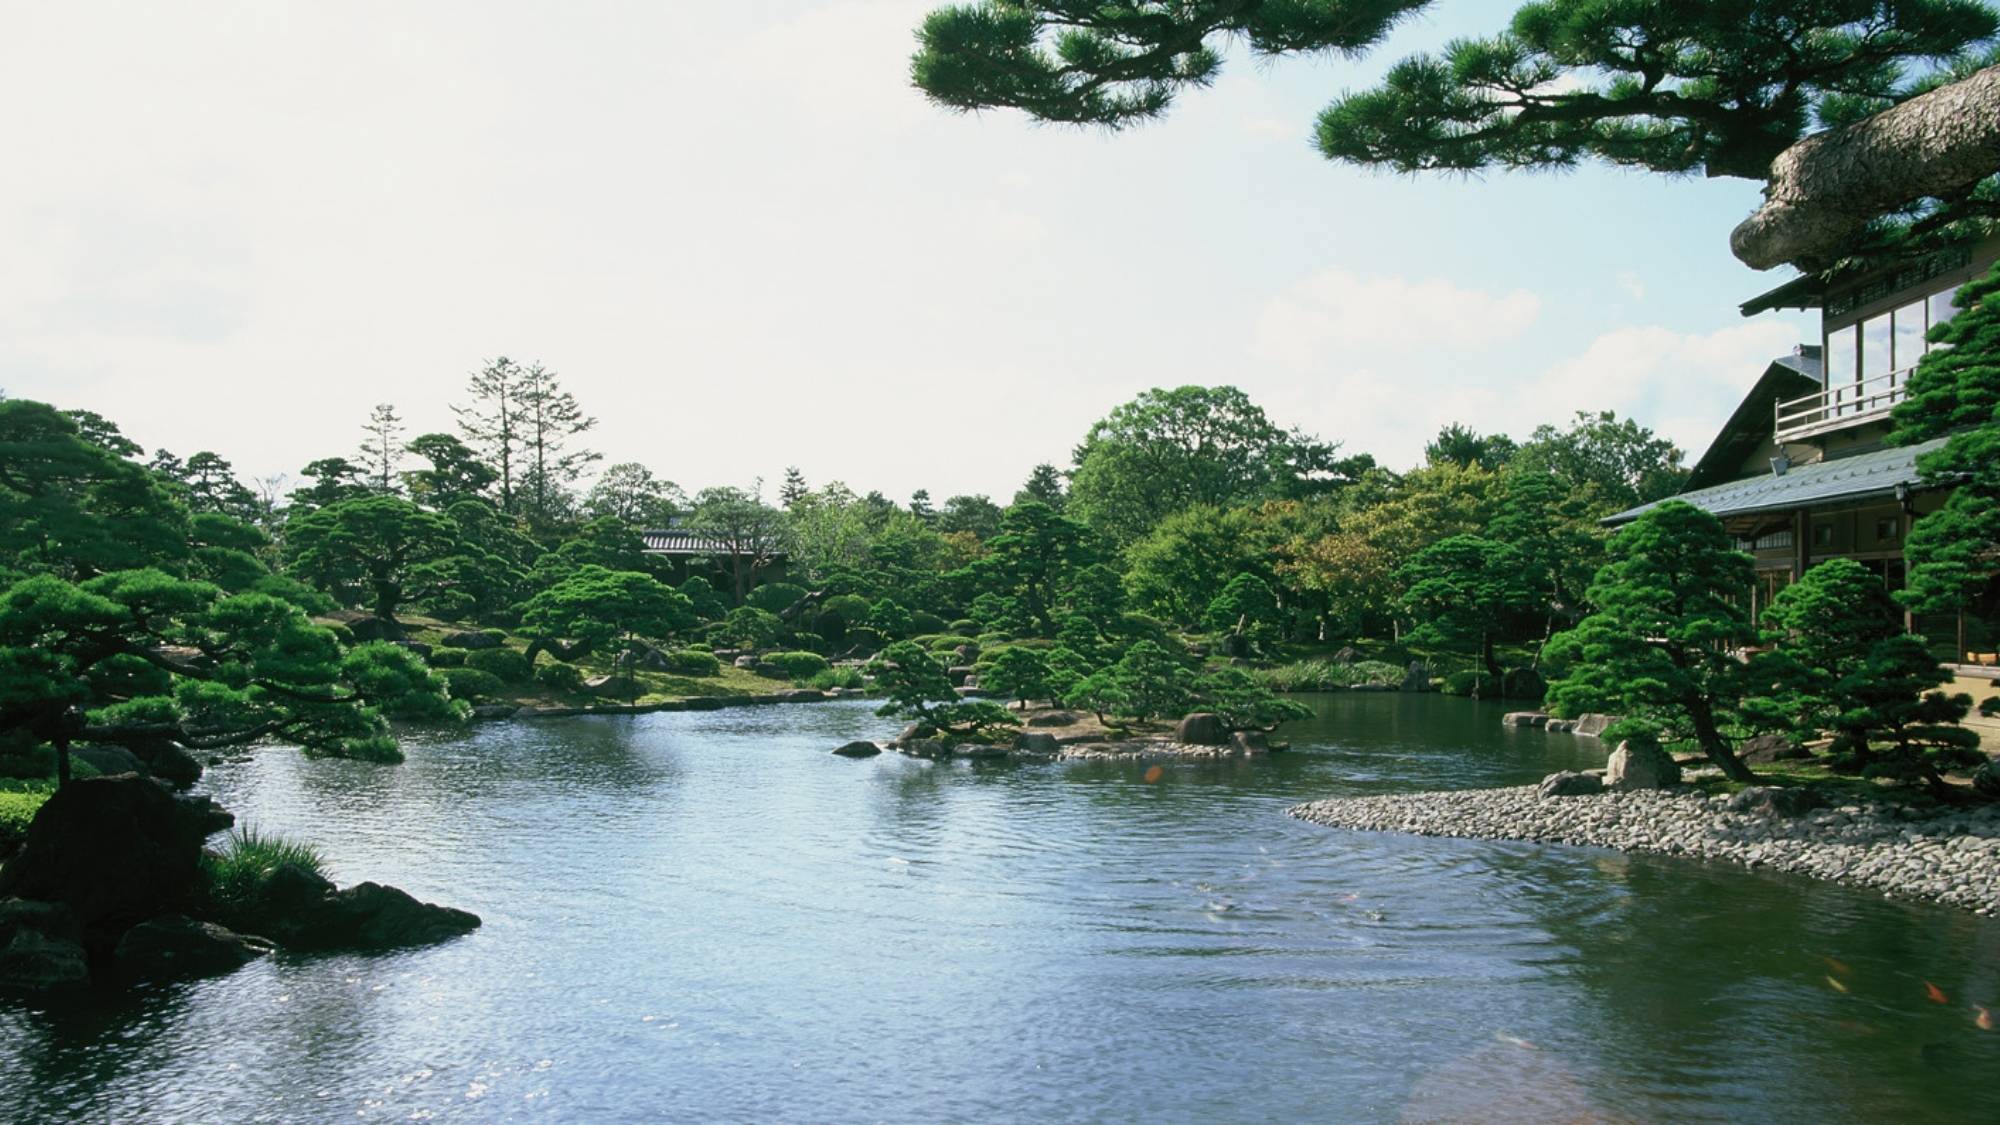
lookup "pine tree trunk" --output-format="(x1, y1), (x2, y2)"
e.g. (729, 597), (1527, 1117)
(1688, 698), (1756, 783)
(1732, 63), (2000, 270)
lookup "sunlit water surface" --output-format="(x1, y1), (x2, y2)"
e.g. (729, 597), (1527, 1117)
(3, 695), (1998, 1122)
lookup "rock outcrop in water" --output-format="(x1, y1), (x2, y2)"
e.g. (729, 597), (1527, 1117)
(0, 774), (480, 1001)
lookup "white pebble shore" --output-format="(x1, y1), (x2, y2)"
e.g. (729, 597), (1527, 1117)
(1289, 785), (2000, 916)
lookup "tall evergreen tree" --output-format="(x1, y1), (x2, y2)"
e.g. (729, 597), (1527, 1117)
(779, 466), (809, 509)
(1014, 462), (1066, 510)
(514, 362), (600, 530)
(455, 357), (526, 514)
(360, 403), (405, 493)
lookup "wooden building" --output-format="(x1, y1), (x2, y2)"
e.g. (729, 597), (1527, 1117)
(1609, 236), (2000, 739)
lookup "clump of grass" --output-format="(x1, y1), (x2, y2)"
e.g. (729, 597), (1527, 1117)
(0, 785), (52, 855)
(809, 667), (866, 691)
(199, 827), (330, 919)
(1258, 659), (1404, 691)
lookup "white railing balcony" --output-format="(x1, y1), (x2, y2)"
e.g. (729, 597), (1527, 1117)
(1774, 366), (1912, 443)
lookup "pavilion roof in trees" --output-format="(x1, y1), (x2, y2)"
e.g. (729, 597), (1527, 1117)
(639, 530), (786, 557)
(1607, 437), (1948, 526)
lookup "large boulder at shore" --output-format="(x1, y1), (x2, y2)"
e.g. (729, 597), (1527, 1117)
(1605, 740), (1681, 790)
(113, 914), (274, 983)
(1026, 712), (1078, 728)
(129, 736), (203, 788)
(831, 741), (881, 758)
(71, 745), (146, 777)
(894, 722), (938, 745)
(242, 864), (479, 952)
(1013, 732), (1059, 754)
(440, 629), (502, 650)
(1502, 712), (1549, 728)
(1573, 713), (1616, 738)
(0, 775), (219, 937)
(1399, 662), (1434, 693)
(0, 898), (89, 996)
(1537, 771), (1604, 798)
(1174, 713), (1231, 746)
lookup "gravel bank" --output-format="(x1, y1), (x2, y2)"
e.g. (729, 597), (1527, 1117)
(1289, 786), (2000, 916)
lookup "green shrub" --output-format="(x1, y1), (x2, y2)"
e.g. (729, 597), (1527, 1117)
(746, 582), (808, 615)
(764, 651), (831, 679)
(808, 666), (866, 690)
(429, 647), (468, 667)
(948, 619), (978, 635)
(1440, 670), (1482, 697)
(536, 661), (585, 692)
(821, 594), (873, 625)
(909, 610), (948, 635)
(922, 634), (979, 653)
(464, 647), (532, 683)
(0, 786), (50, 854)
(199, 827), (330, 923)
(685, 642), (713, 653)
(440, 667), (505, 701)
(975, 631), (1010, 647)
(1500, 667), (1546, 702)
(658, 649), (721, 676)
(480, 628), (509, 643)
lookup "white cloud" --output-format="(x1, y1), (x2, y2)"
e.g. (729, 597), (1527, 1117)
(1279, 319), (1803, 470)
(1255, 268), (1543, 368)
(1616, 270), (1646, 301)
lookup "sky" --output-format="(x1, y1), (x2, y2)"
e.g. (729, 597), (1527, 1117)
(1, 0), (1816, 503)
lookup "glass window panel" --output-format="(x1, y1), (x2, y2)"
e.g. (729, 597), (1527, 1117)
(1826, 324), (1857, 384)
(1929, 285), (1961, 341)
(1861, 313), (1891, 378)
(1893, 300), (1926, 369)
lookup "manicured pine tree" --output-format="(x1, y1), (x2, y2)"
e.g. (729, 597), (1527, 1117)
(1826, 634), (1984, 799)
(1750, 557), (1905, 737)
(1544, 502), (1761, 782)
(983, 646), (1054, 711)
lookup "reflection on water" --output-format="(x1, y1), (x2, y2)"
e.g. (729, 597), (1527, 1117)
(1, 694), (1997, 1123)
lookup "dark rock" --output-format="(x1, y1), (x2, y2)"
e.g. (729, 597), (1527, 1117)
(258, 862), (338, 917)
(1606, 740), (1681, 790)
(951, 744), (1008, 759)
(398, 641), (433, 659)
(179, 795), (235, 838)
(1537, 771), (1604, 798)
(1174, 713), (1231, 746)
(777, 689), (826, 702)
(129, 737), (203, 789)
(1331, 646), (1360, 665)
(334, 613), (405, 643)
(831, 741), (881, 758)
(0, 926), (90, 996)
(1726, 786), (1822, 817)
(951, 644), (979, 664)
(947, 665), (977, 686)
(1399, 662), (1434, 693)
(1738, 733), (1809, 765)
(954, 686), (995, 698)
(440, 630), (503, 650)
(285, 883), (481, 952)
(0, 775), (215, 937)
(1218, 633), (1251, 659)
(895, 722), (938, 745)
(72, 745), (146, 777)
(897, 738), (954, 759)
(114, 914), (274, 983)
(470, 703), (520, 720)
(733, 654), (760, 669)
(1013, 732), (1060, 754)
(1027, 712), (1078, 728)
(1976, 759), (2000, 800)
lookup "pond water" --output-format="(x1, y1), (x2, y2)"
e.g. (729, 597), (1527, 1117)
(4, 694), (1998, 1123)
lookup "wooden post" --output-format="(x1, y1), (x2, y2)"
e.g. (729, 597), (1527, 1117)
(1793, 508), (1810, 580)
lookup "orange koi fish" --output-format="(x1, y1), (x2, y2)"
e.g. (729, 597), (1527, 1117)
(1820, 956), (1852, 977)
(1978, 1006), (1994, 1032)
(1925, 981), (1949, 1005)
(1143, 766), (1164, 784)
(1826, 976), (1849, 993)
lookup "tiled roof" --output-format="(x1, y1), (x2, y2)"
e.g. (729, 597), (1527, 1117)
(1608, 438), (1947, 525)
(641, 530), (732, 554)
